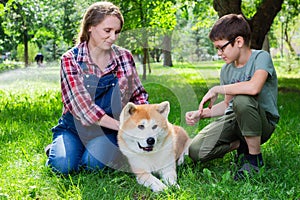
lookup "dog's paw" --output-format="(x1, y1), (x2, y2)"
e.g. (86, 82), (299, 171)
(177, 147), (189, 165)
(151, 181), (167, 192)
(172, 183), (180, 189)
(177, 155), (185, 165)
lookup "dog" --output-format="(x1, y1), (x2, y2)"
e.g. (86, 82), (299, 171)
(118, 101), (190, 192)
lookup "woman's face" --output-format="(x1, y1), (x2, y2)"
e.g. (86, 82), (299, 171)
(88, 15), (122, 51)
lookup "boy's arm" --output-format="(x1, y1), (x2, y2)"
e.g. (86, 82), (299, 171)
(186, 94), (233, 126)
(201, 94), (233, 118)
(198, 69), (267, 114)
(208, 69), (268, 97)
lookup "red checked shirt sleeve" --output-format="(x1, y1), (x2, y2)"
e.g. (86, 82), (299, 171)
(60, 46), (105, 126)
(113, 46), (148, 106)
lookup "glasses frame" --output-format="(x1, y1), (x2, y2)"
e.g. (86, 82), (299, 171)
(216, 37), (236, 53)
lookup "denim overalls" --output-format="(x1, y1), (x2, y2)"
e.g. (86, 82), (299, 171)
(47, 48), (125, 174)
(62, 61), (122, 144)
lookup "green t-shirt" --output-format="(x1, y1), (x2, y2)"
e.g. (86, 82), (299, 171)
(220, 50), (280, 125)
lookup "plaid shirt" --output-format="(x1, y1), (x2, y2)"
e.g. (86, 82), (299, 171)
(60, 42), (148, 126)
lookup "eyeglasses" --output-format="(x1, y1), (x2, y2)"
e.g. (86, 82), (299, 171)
(216, 38), (236, 53)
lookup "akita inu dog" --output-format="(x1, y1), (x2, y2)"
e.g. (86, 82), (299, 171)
(118, 101), (190, 192)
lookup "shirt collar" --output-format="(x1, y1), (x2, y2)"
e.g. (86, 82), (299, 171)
(77, 41), (92, 65)
(77, 42), (119, 73)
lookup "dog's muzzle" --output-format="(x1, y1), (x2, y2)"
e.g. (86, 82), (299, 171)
(138, 137), (155, 152)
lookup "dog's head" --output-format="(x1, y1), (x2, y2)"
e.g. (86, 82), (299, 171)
(118, 101), (171, 154)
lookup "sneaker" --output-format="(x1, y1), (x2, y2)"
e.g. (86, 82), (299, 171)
(233, 163), (260, 181)
(233, 153), (246, 168)
(232, 140), (248, 167)
(233, 153), (264, 181)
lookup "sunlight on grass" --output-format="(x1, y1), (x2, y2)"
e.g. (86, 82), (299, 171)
(0, 61), (299, 199)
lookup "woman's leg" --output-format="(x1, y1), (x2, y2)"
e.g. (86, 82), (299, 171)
(81, 133), (126, 171)
(46, 130), (84, 175)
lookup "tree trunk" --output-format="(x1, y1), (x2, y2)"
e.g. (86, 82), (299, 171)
(162, 33), (173, 67)
(284, 22), (296, 57)
(213, 0), (242, 16)
(147, 50), (151, 74)
(24, 29), (29, 67)
(262, 34), (270, 53)
(142, 47), (147, 80)
(213, 0), (283, 50)
(249, 0), (283, 49)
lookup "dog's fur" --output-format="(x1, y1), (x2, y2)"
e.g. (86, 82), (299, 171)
(118, 101), (190, 192)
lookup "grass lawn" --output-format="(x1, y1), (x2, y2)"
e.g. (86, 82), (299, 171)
(0, 60), (299, 199)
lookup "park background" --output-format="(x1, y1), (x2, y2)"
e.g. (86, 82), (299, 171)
(0, 0), (299, 199)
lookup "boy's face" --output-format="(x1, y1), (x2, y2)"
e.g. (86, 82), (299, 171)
(213, 38), (238, 64)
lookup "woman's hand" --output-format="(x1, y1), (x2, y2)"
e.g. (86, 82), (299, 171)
(96, 114), (120, 131)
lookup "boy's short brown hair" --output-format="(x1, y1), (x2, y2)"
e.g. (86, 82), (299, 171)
(209, 14), (251, 47)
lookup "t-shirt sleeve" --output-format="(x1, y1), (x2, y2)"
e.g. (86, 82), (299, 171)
(254, 51), (275, 77)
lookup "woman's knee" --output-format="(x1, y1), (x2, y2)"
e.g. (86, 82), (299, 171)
(47, 156), (79, 174)
(81, 134), (119, 170)
(47, 131), (84, 174)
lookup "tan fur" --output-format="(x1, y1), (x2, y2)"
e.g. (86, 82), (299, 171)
(118, 101), (190, 192)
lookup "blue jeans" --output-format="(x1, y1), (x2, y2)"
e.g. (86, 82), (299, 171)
(46, 69), (125, 174)
(46, 122), (123, 174)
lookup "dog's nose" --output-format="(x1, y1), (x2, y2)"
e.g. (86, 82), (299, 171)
(146, 137), (155, 145)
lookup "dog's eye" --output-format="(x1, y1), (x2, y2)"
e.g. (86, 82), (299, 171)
(152, 125), (158, 130)
(138, 124), (144, 130)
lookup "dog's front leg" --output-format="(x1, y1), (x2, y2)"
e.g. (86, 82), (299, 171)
(160, 166), (179, 188)
(177, 146), (189, 165)
(136, 172), (167, 192)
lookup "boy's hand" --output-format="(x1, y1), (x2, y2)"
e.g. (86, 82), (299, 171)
(185, 110), (201, 126)
(199, 87), (218, 112)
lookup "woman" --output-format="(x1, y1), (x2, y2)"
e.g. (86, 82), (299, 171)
(46, 2), (148, 174)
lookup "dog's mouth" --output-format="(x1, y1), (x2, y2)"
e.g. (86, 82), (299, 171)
(138, 142), (153, 152)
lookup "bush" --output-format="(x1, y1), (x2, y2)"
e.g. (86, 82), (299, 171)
(0, 61), (23, 73)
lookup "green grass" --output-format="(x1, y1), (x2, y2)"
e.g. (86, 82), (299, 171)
(0, 61), (299, 199)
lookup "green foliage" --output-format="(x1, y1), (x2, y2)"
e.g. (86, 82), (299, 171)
(0, 0), (299, 67)
(193, 0), (217, 29)
(0, 61), (23, 72)
(2, 0), (40, 42)
(0, 61), (299, 199)
(16, 42), (39, 63)
(150, 1), (177, 30)
(241, 0), (263, 19)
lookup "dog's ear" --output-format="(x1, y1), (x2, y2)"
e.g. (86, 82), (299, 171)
(119, 102), (137, 124)
(157, 101), (170, 118)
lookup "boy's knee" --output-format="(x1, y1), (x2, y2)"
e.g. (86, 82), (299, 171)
(188, 142), (209, 163)
(233, 95), (257, 114)
(189, 144), (201, 162)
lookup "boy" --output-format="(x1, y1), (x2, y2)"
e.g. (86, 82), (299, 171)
(185, 14), (279, 180)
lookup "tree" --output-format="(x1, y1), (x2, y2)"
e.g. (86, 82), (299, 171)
(191, 0), (218, 60)
(114, 0), (177, 79)
(212, 0), (284, 50)
(38, 0), (84, 60)
(2, 0), (43, 66)
(150, 1), (177, 67)
(280, 0), (299, 57)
